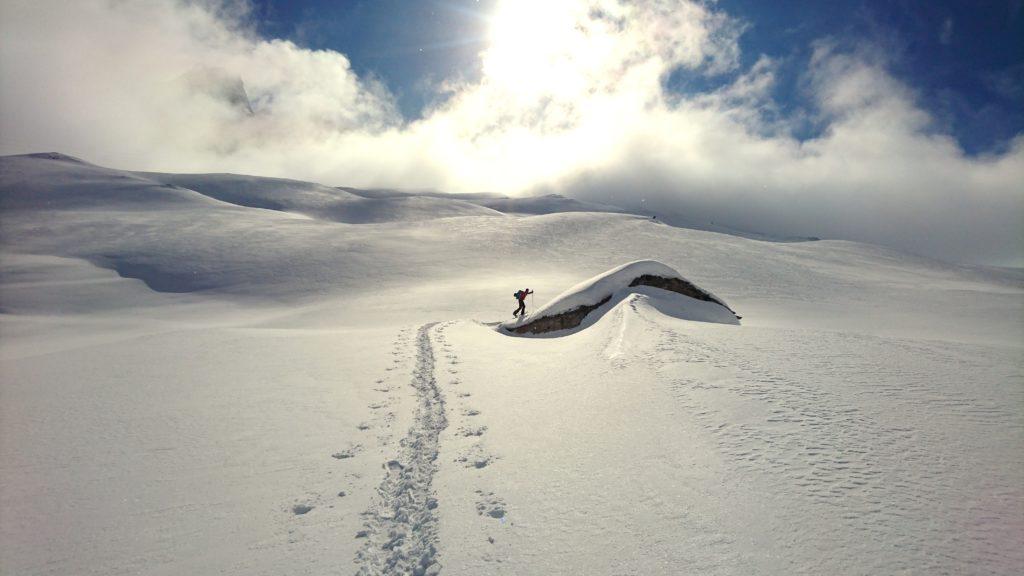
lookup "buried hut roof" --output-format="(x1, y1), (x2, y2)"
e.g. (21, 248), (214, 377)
(500, 260), (740, 336)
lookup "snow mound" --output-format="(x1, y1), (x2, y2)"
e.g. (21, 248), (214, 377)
(501, 260), (740, 335)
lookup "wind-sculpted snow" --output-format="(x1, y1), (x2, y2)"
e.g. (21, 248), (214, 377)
(501, 260), (740, 335)
(2, 153), (1022, 576)
(0, 154), (640, 300)
(0, 153), (220, 211)
(628, 304), (1024, 574)
(143, 172), (505, 223)
(0, 154), (506, 298)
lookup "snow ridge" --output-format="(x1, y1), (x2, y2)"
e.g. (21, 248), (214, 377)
(501, 260), (739, 335)
(355, 323), (448, 576)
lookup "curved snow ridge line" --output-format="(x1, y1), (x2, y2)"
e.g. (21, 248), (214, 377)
(500, 260), (740, 335)
(355, 323), (448, 576)
(525, 260), (733, 320)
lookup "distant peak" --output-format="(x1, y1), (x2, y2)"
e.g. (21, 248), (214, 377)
(15, 152), (90, 164)
(178, 66), (254, 116)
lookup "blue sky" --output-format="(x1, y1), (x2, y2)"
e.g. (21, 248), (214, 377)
(253, 0), (497, 117)
(252, 0), (1024, 155)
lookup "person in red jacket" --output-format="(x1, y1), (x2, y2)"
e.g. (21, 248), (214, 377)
(513, 288), (533, 318)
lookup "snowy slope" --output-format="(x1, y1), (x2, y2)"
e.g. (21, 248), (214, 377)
(435, 298), (1023, 575)
(1, 154), (1022, 576)
(469, 193), (626, 215)
(142, 172), (505, 223)
(341, 187), (625, 216)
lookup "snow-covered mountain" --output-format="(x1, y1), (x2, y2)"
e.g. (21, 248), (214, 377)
(178, 66), (255, 116)
(1, 153), (1021, 575)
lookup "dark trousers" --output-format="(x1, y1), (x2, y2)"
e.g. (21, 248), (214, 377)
(514, 300), (526, 316)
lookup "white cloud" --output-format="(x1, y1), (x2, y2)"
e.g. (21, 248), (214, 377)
(0, 0), (1021, 264)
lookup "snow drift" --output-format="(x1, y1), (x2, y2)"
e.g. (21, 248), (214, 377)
(501, 260), (740, 335)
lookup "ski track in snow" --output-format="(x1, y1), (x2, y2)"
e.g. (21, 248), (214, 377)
(354, 323), (448, 576)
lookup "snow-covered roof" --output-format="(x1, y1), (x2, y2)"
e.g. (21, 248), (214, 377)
(500, 260), (737, 334)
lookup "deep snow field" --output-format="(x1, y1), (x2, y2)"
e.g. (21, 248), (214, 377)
(1, 153), (1022, 575)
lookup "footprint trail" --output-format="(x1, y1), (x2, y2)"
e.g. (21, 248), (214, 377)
(354, 323), (448, 576)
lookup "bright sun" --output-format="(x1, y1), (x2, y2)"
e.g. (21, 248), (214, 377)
(483, 1), (615, 101)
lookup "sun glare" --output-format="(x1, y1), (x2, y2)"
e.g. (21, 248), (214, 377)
(484, 1), (613, 101)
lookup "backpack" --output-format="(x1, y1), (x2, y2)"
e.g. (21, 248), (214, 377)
(513, 291), (521, 299)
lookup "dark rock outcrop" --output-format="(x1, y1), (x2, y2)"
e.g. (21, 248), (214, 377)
(627, 274), (736, 313)
(508, 294), (613, 335)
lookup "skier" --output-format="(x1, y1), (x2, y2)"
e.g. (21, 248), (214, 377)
(513, 288), (533, 318)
